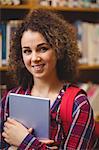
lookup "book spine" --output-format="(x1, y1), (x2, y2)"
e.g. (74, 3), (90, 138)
(0, 26), (2, 67)
(0, 22), (7, 65)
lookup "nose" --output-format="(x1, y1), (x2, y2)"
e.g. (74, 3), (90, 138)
(31, 51), (41, 63)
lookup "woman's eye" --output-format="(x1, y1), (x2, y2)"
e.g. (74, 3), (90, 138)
(40, 47), (49, 52)
(23, 49), (32, 55)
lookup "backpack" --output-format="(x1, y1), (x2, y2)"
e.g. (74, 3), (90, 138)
(60, 86), (99, 137)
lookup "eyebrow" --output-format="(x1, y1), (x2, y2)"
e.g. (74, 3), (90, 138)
(22, 43), (49, 49)
(37, 43), (49, 48)
(22, 46), (30, 50)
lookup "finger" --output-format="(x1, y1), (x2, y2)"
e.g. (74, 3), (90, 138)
(8, 146), (14, 150)
(4, 118), (15, 127)
(4, 138), (11, 144)
(4, 122), (14, 132)
(28, 128), (33, 133)
(7, 117), (24, 127)
(8, 146), (15, 150)
(40, 139), (54, 144)
(4, 121), (12, 128)
(7, 118), (17, 125)
(2, 132), (9, 138)
(3, 126), (9, 134)
(4, 137), (13, 145)
(8, 146), (18, 150)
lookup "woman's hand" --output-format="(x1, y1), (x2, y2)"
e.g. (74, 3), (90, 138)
(40, 139), (58, 149)
(40, 139), (54, 144)
(2, 118), (29, 146)
(2, 118), (57, 148)
(8, 145), (18, 150)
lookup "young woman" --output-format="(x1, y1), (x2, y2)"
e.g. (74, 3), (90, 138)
(1, 9), (98, 149)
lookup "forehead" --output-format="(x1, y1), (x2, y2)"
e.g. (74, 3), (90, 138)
(21, 30), (47, 46)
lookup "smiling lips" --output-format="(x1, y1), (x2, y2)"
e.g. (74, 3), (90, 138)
(32, 64), (45, 72)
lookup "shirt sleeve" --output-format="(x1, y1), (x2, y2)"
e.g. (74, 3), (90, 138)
(18, 134), (57, 150)
(0, 92), (10, 149)
(63, 93), (96, 150)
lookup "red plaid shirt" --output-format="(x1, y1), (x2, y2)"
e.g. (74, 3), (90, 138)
(1, 85), (98, 149)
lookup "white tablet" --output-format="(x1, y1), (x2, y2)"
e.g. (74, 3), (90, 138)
(9, 93), (50, 140)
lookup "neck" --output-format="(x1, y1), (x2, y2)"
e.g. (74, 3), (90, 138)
(31, 77), (64, 98)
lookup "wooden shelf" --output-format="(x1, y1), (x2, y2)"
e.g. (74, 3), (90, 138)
(35, 6), (99, 12)
(0, 4), (31, 9)
(79, 64), (99, 70)
(1, 64), (99, 71)
(0, 4), (99, 12)
(1, 4), (99, 22)
(0, 66), (8, 71)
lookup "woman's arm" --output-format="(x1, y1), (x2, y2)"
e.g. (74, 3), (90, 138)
(2, 118), (57, 150)
(1, 92), (10, 149)
(1, 89), (57, 150)
(2, 118), (30, 146)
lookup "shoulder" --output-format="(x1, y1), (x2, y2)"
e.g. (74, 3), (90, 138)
(73, 91), (93, 116)
(66, 84), (89, 107)
(74, 91), (89, 107)
(65, 84), (93, 115)
(65, 83), (88, 107)
(1, 86), (24, 104)
(1, 86), (26, 119)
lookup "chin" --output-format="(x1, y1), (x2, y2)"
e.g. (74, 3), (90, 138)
(33, 73), (45, 78)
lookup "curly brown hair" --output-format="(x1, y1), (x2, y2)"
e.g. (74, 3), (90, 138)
(8, 9), (80, 90)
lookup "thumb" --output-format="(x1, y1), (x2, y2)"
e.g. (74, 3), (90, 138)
(28, 128), (33, 133)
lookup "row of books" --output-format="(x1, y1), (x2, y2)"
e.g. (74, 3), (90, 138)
(75, 21), (99, 65)
(0, 20), (21, 66)
(1, 0), (99, 8)
(0, 84), (7, 99)
(39, 0), (99, 8)
(0, 0), (21, 5)
(0, 20), (99, 66)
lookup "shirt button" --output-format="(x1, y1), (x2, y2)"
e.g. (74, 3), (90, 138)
(61, 89), (65, 93)
(58, 95), (61, 99)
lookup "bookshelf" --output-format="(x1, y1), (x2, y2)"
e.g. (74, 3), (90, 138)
(1, 4), (99, 11)
(0, 0), (99, 92)
(0, 66), (8, 71)
(1, 6), (99, 21)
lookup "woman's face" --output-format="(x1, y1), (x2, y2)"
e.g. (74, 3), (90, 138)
(21, 30), (57, 80)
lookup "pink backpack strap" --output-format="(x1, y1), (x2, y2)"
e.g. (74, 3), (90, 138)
(60, 86), (82, 135)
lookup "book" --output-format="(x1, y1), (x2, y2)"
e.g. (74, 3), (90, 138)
(81, 22), (89, 64)
(74, 20), (83, 63)
(0, 22), (6, 65)
(6, 20), (21, 65)
(0, 84), (7, 99)
(9, 93), (50, 140)
(80, 82), (99, 121)
(0, 26), (2, 67)
(81, 22), (99, 65)
(74, 21), (99, 65)
(93, 24), (99, 64)
(88, 85), (99, 120)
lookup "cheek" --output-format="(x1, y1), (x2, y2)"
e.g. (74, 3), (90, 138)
(52, 58), (57, 68)
(22, 55), (30, 66)
(47, 55), (57, 68)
